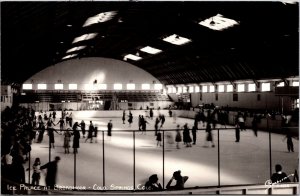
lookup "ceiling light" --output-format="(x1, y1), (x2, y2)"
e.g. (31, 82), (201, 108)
(199, 14), (238, 31)
(62, 54), (77, 60)
(83, 11), (117, 27)
(140, 46), (162, 54)
(162, 34), (191, 45)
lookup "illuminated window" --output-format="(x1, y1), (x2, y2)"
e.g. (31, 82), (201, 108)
(177, 87), (182, 93)
(248, 84), (256, 92)
(154, 84), (163, 90)
(55, 84), (63, 90)
(227, 84), (233, 92)
(297, 99), (299, 108)
(237, 84), (245, 92)
(84, 84), (94, 90)
(189, 86), (194, 93)
(142, 84), (150, 90)
(209, 86), (215, 92)
(114, 83), (122, 90)
(123, 54), (142, 61)
(292, 81), (299, 86)
(195, 86), (200, 93)
(261, 83), (271, 92)
(183, 86), (188, 93)
(140, 46), (162, 54)
(98, 84), (107, 90)
(218, 85), (224, 92)
(202, 86), (208, 93)
(127, 83), (135, 90)
(163, 34), (191, 45)
(37, 84), (47, 90)
(22, 84), (32, 90)
(277, 82), (284, 87)
(69, 84), (77, 90)
(167, 86), (172, 93)
(199, 14), (239, 31)
(172, 87), (176, 93)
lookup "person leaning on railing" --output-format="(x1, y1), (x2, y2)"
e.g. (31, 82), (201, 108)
(166, 170), (188, 190)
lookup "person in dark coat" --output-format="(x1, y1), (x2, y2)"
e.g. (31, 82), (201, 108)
(122, 110), (126, 124)
(10, 155), (25, 184)
(37, 122), (45, 143)
(128, 111), (133, 127)
(145, 174), (163, 191)
(235, 123), (240, 142)
(160, 114), (165, 128)
(252, 114), (259, 137)
(283, 128), (294, 152)
(72, 122), (81, 154)
(47, 119), (60, 149)
(156, 130), (162, 146)
(204, 123), (215, 148)
(192, 125), (197, 145)
(40, 156), (61, 189)
(175, 125), (182, 149)
(107, 120), (113, 136)
(183, 123), (192, 147)
(166, 170), (189, 190)
(85, 121), (94, 143)
(149, 108), (154, 120)
(271, 164), (291, 183)
(80, 120), (86, 138)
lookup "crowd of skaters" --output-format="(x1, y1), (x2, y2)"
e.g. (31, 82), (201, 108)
(1, 105), (298, 191)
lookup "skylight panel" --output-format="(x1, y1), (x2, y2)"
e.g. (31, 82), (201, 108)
(140, 46), (162, 54)
(124, 54), (142, 61)
(199, 14), (239, 31)
(162, 34), (191, 45)
(72, 33), (98, 44)
(62, 54), (77, 60)
(83, 11), (117, 27)
(66, 46), (86, 53)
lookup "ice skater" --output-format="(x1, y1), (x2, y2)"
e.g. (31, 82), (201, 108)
(183, 123), (192, 147)
(282, 128), (294, 152)
(154, 117), (160, 136)
(85, 121), (94, 143)
(204, 123), (215, 148)
(156, 130), (162, 146)
(235, 123), (240, 142)
(63, 129), (72, 154)
(40, 156), (61, 189)
(128, 111), (133, 127)
(175, 125), (182, 149)
(122, 110), (126, 124)
(107, 120), (113, 137)
(192, 125), (197, 145)
(72, 122), (81, 154)
(80, 120), (86, 138)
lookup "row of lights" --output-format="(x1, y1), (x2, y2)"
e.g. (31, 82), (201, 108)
(22, 83), (163, 91)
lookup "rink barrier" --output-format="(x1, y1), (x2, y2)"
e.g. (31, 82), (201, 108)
(23, 125), (298, 194)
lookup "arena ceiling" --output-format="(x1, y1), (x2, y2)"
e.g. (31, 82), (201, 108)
(1, 1), (299, 86)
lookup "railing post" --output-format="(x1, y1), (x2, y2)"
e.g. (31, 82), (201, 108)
(49, 131), (51, 162)
(102, 131), (105, 188)
(163, 129), (165, 189)
(74, 147), (76, 188)
(133, 130), (136, 191)
(217, 128), (220, 187)
(28, 150), (31, 184)
(268, 117), (272, 179)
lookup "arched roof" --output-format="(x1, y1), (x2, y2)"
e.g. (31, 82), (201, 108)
(24, 57), (160, 90)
